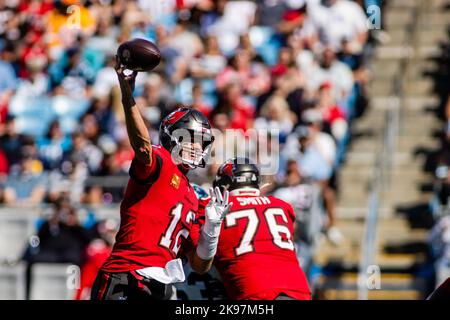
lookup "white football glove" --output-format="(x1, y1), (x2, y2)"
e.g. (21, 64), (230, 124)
(196, 187), (232, 260)
(204, 187), (232, 236)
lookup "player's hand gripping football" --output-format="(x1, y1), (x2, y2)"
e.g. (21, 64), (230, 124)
(115, 55), (138, 106)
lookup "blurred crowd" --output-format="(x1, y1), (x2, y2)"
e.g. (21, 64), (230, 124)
(427, 46), (450, 289)
(0, 0), (378, 298)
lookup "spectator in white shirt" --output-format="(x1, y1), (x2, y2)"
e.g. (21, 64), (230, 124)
(306, 47), (354, 102)
(308, 0), (368, 54)
(254, 94), (297, 140)
(302, 108), (337, 166)
(207, 0), (257, 54)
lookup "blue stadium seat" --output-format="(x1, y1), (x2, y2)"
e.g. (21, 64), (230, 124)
(51, 95), (90, 119)
(200, 79), (216, 95)
(249, 26), (281, 66)
(9, 95), (55, 120)
(154, 13), (177, 32)
(203, 93), (217, 109)
(58, 117), (80, 135)
(174, 78), (194, 105)
(15, 117), (50, 137)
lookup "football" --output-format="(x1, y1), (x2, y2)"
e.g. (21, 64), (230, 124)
(117, 38), (161, 72)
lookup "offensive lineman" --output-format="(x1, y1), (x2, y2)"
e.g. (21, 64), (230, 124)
(206, 157), (311, 300)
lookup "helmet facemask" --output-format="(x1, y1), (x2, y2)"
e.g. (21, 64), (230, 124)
(166, 127), (214, 169)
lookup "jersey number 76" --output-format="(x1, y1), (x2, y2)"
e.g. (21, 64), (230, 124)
(225, 208), (294, 256)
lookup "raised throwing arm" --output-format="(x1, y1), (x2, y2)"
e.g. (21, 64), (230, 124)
(115, 57), (152, 165)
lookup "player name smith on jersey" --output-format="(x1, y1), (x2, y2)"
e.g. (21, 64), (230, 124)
(236, 196), (271, 206)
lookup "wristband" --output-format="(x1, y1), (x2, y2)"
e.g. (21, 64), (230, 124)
(196, 223), (222, 260)
(122, 96), (136, 107)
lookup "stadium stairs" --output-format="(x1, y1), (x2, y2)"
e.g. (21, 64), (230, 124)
(313, 0), (450, 299)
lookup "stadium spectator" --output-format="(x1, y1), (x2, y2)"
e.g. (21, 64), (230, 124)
(0, 43), (17, 127)
(282, 124), (342, 244)
(136, 73), (172, 125)
(206, 0), (257, 55)
(307, 0), (368, 54)
(256, 0), (290, 28)
(215, 82), (255, 131)
(0, 42), (17, 96)
(37, 120), (72, 170)
(283, 126), (332, 184)
(92, 56), (119, 99)
(191, 82), (213, 117)
(167, 18), (204, 62)
(23, 197), (91, 299)
(306, 47), (354, 103)
(191, 35), (227, 79)
(0, 148), (8, 175)
(316, 82), (348, 143)
(87, 95), (116, 138)
(75, 218), (118, 300)
(0, 116), (28, 166)
(216, 49), (270, 96)
(209, 110), (244, 170)
(68, 131), (103, 175)
(46, 0), (96, 59)
(254, 94), (297, 142)
(302, 108), (337, 166)
(28, 198), (90, 264)
(4, 147), (46, 206)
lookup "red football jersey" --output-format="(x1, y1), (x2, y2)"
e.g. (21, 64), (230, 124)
(101, 145), (199, 272)
(213, 190), (311, 300)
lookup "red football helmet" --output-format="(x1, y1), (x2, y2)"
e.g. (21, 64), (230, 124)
(213, 157), (260, 191)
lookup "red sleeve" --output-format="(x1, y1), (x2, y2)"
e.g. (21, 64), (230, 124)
(182, 221), (201, 256)
(129, 146), (163, 184)
(179, 198), (208, 256)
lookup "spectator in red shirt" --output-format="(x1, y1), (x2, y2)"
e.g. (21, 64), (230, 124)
(270, 47), (293, 79)
(192, 82), (212, 118)
(113, 136), (134, 173)
(317, 82), (348, 143)
(75, 218), (118, 300)
(0, 149), (8, 175)
(216, 49), (270, 97)
(215, 82), (254, 132)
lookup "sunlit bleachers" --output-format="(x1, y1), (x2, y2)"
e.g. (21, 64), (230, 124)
(0, 209), (39, 262)
(29, 263), (78, 300)
(0, 263), (26, 300)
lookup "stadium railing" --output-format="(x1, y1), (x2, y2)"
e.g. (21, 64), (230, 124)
(356, 0), (421, 298)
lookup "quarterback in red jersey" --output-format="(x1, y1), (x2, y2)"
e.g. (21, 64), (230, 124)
(91, 58), (232, 300)
(210, 157), (311, 300)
